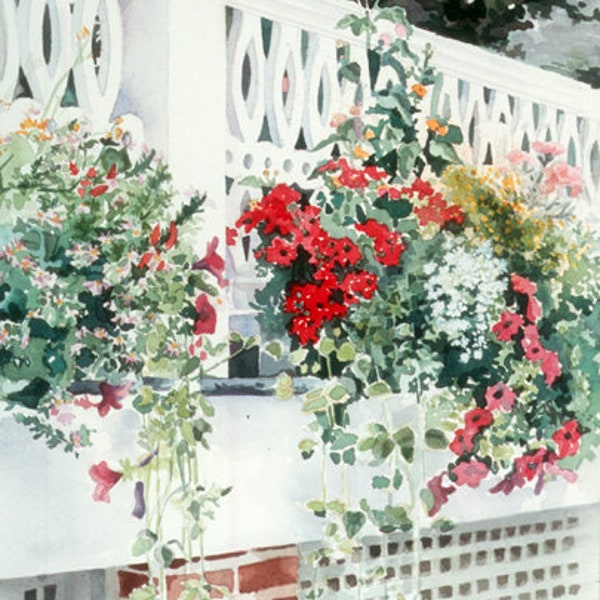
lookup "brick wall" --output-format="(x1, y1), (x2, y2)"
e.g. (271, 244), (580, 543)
(117, 544), (300, 599)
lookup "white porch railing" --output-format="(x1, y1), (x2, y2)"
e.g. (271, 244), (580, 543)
(0, 0), (122, 123)
(224, 0), (600, 334)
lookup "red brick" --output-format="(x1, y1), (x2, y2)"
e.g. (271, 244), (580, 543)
(118, 570), (149, 597)
(204, 549), (247, 562)
(239, 557), (299, 593)
(167, 569), (234, 600)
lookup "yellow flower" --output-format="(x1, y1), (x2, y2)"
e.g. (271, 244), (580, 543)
(354, 145), (370, 160)
(76, 26), (90, 41)
(364, 129), (376, 140)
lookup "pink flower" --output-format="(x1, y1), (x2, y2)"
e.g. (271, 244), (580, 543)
(544, 461), (577, 484)
(552, 420), (581, 458)
(514, 448), (547, 482)
(492, 311), (524, 342)
(521, 325), (545, 362)
(525, 295), (542, 323)
(506, 150), (536, 166)
(192, 237), (227, 288)
(464, 408), (493, 431)
(89, 461), (122, 502)
(226, 226), (238, 246)
(485, 382), (517, 412)
(540, 350), (561, 386)
(379, 33), (393, 46)
(452, 459), (489, 488)
(449, 428), (475, 456)
(541, 162), (583, 197)
(395, 23), (407, 39)
(329, 113), (348, 128)
(510, 274), (537, 296)
(531, 141), (564, 156)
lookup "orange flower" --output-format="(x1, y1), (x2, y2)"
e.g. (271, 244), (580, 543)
(426, 118), (448, 136)
(411, 84), (427, 98)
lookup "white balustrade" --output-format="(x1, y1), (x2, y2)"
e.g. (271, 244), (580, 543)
(225, 0), (600, 328)
(0, 0), (121, 123)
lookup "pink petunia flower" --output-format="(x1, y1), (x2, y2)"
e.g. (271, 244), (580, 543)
(485, 382), (517, 412)
(452, 459), (490, 488)
(89, 461), (122, 502)
(540, 350), (561, 386)
(531, 141), (564, 156)
(521, 325), (545, 362)
(449, 428), (475, 456)
(426, 472), (456, 517)
(552, 420), (581, 458)
(193, 293), (217, 335)
(96, 381), (133, 417)
(492, 311), (524, 342)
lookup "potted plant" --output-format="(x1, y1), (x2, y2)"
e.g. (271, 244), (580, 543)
(235, 5), (600, 594)
(0, 99), (250, 598)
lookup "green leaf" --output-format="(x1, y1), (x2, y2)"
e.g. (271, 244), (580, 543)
(319, 337), (336, 356)
(372, 475), (391, 490)
(275, 372), (294, 400)
(181, 420), (195, 445)
(326, 500), (346, 514)
(393, 426), (415, 463)
(326, 383), (349, 404)
(265, 341), (282, 360)
(181, 357), (201, 377)
(303, 391), (327, 413)
(428, 139), (461, 164)
(339, 62), (361, 84)
(425, 428), (448, 449)
(367, 381), (392, 397)
(154, 544), (174, 568)
(342, 447), (356, 465)
(198, 394), (215, 417)
(337, 342), (356, 362)
(330, 430), (358, 450)
(299, 438), (316, 459)
(393, 469), (403, 490)
(343, 511), (366, 538)
(307, 500), (326, 516)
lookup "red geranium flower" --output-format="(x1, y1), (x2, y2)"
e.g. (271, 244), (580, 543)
(263, 237), (298, 266)
(226, 226), (238, 246)
(364, 165), (388, 181)
(355, 220), (405, 266)
(492, 311), (524, 342)
(413, 192), (464, 227)
(464, 407), (493, 431)
(317, 157), (350, 173)
(89, 461), (122, 503)
(193, 293), (217, 335)
(340, 270), (379, 300)
(452, 459), (489, 488)
(514, 448), (547, 482)
(400, 178), (435, 200)
(339, 167), (369, 189)
(290, 314), (322, 345)
(449, 428), (475, 456)
(552, 420), (581, 458)
(485, 382), (517, 412)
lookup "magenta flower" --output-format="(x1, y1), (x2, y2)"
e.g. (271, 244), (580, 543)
(426, 472), (456, 517)
(97, 381), (133, 418)
(510, 273), (537, 296)
(452, 459), (489, 488)
(193, 293), (217, 335)
(192, 236), (227, 287)
(525, 295), (542, 323)
(492, 311), (524, 342)
(89, 461), (122, 502)
(485, 382), (517, 412)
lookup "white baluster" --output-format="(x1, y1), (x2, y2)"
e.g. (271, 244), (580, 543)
(17, 0), (72, 112)
(302, 32), (341, 149)
(227, 9), (266, 143)
(264, 21), (305, 148)
(72, 0), (122, 124)
(0, 0), (20, 101)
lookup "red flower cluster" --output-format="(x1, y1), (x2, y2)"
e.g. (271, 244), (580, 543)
(355, 219), (405, 266)
(71, 163), (117, 199)
(317, 158), (388, 189)
(236, 184), (385, 345)
(491, 274), (561, 386)
(138, 221), (178, 271)
(401, 179), (464, 227)
(449, 407), (493, 456)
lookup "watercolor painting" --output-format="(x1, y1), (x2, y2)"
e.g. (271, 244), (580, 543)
(0, 0), (598, 599)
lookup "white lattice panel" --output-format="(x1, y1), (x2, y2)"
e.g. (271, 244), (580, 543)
(298, 503), (600, 600)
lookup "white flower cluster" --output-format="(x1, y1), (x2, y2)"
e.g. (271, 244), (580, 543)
(423, 235), (508, 362)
